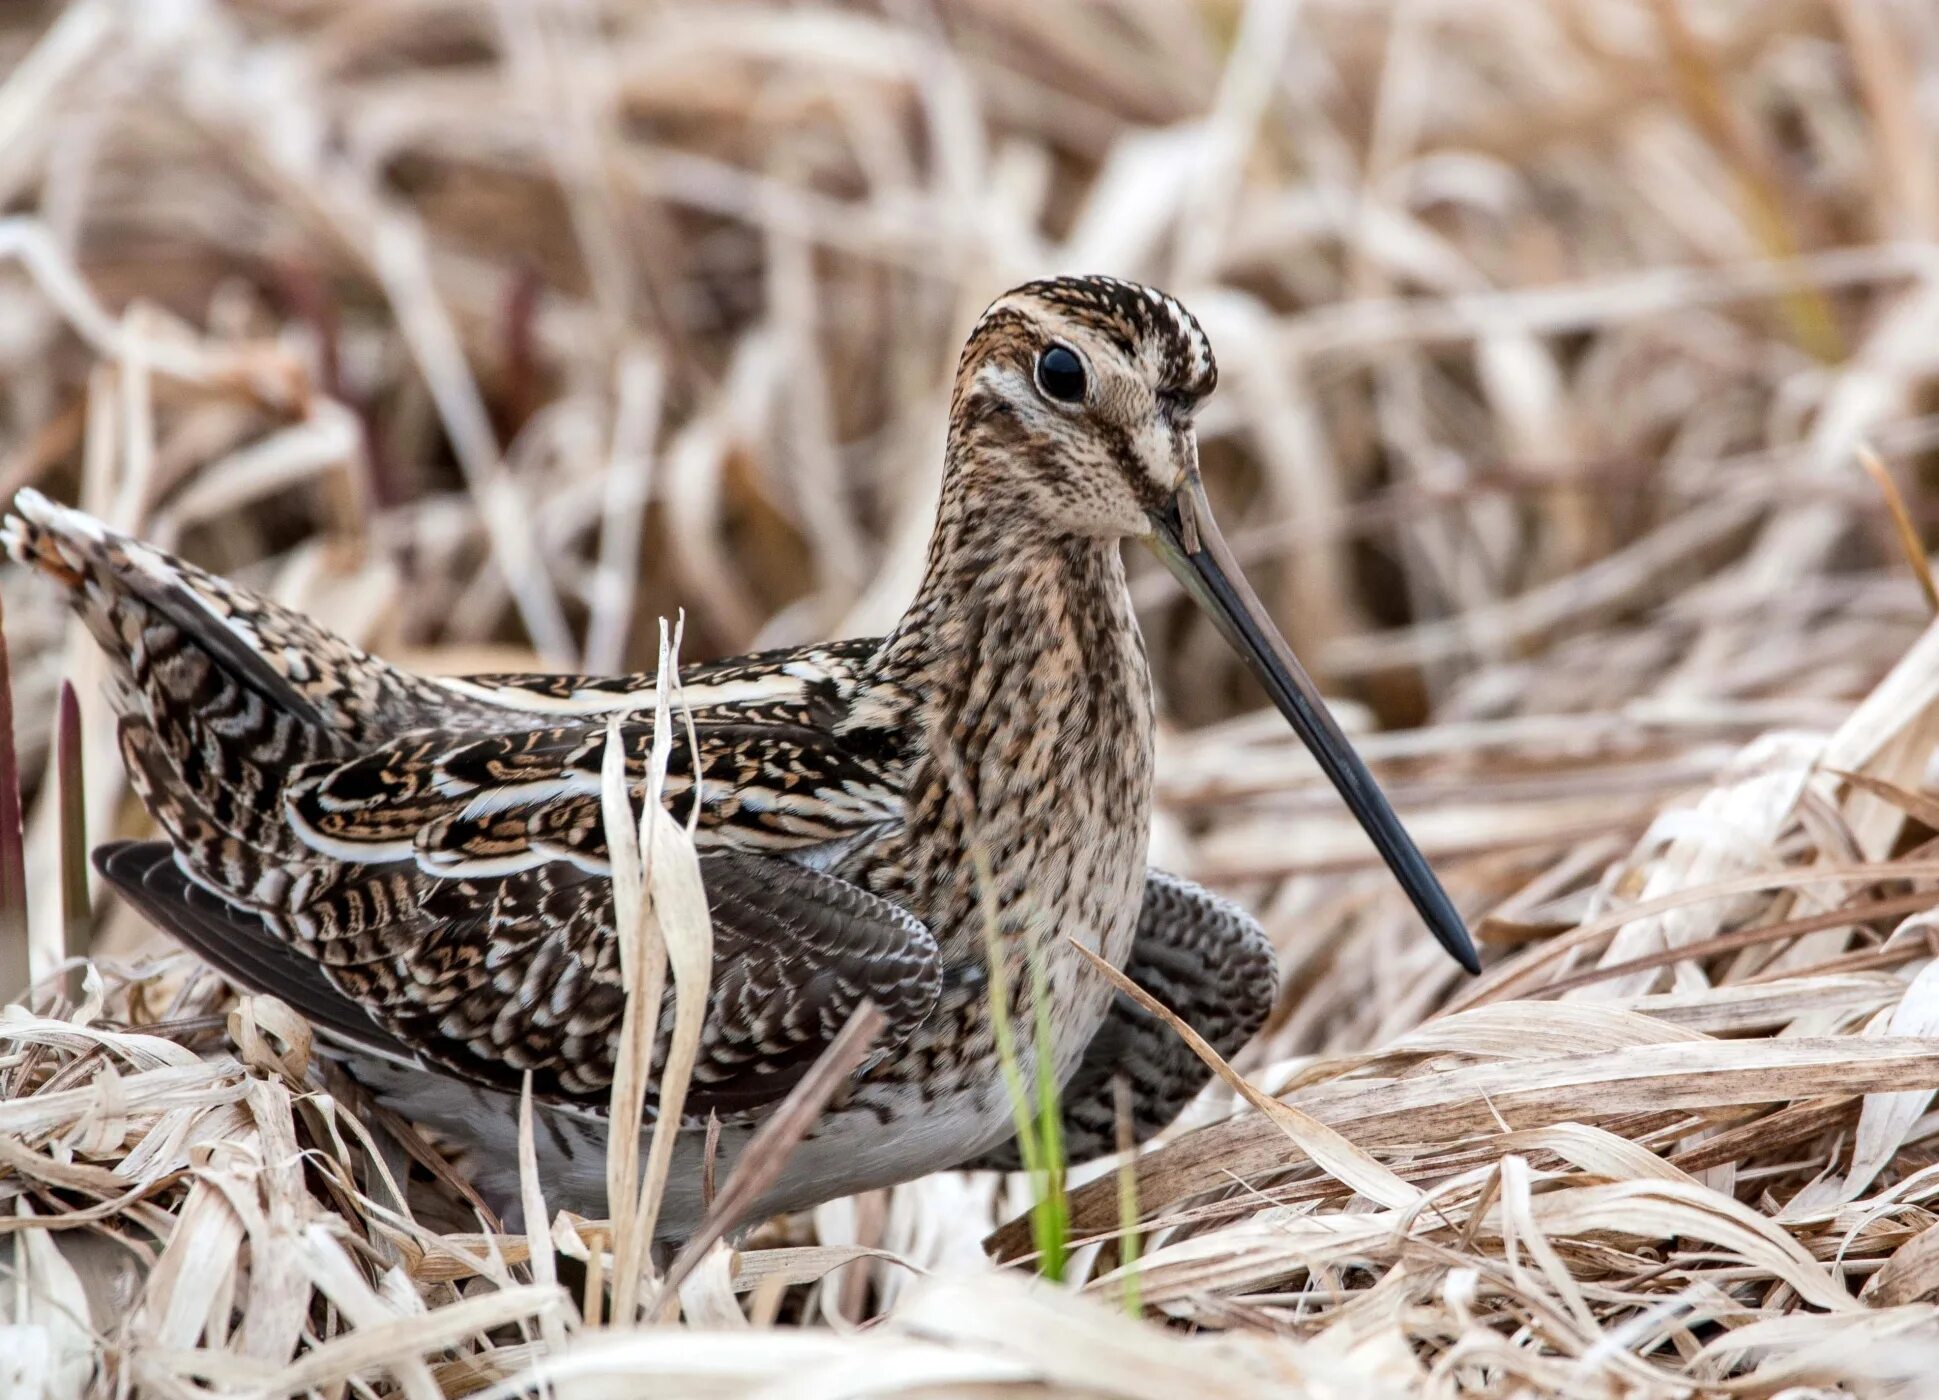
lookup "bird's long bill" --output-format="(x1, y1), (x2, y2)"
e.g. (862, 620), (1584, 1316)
(1149, 475), (1480, 975)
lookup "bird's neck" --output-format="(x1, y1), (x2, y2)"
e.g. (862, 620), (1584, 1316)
(870, 462), (1155, 897)
(880, 470), (1147, 718)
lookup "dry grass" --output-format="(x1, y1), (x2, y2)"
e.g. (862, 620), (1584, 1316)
(6, 0), (1939, 1394)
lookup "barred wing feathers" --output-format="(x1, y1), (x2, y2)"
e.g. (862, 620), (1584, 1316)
(9, 492), (936, 1121)
(96, 838), (939, 1119)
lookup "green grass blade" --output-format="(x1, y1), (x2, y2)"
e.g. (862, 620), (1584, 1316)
(1025, 943), (1067, 1280)
(1114, 1076), (1141, 1317)
(968, 840), (1069, 1280)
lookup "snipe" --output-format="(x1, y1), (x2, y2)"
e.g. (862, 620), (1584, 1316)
(6, 275), (1475, 1236)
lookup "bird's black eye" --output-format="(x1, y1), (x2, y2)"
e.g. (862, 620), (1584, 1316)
(1035, 345), (1087, 404)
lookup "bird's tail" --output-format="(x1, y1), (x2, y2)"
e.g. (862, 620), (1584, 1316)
(2, 489), (464, 871)
(3, 488), (470, 732)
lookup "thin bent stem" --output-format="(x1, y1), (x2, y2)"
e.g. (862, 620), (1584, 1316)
(0, 601), (27, 1000)
(57, 680), (89, 999)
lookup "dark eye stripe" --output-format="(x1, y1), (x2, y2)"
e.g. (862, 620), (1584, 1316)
(1035, 345), (1087, 404)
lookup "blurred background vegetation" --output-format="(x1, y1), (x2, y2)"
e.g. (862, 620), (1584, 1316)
(11, 4), (1939, 1391)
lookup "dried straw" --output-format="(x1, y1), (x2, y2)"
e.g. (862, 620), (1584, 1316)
(6, 1), (1939, 1394)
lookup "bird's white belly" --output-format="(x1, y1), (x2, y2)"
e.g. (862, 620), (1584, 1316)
(347, 1058), (1016, 1239)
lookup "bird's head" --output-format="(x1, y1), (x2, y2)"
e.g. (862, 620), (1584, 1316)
(949, 275), (1217, 540)
(946, 274), (1480, 976)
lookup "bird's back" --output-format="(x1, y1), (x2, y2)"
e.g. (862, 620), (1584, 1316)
(3, 492), (925, 1115)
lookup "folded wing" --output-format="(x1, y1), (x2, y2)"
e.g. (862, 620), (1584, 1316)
(98, 839), (939, 1120)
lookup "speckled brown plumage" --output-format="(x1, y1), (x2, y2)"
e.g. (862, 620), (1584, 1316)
(964, 870), (1275, 1172)
(5, 275), (1288, 1233)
